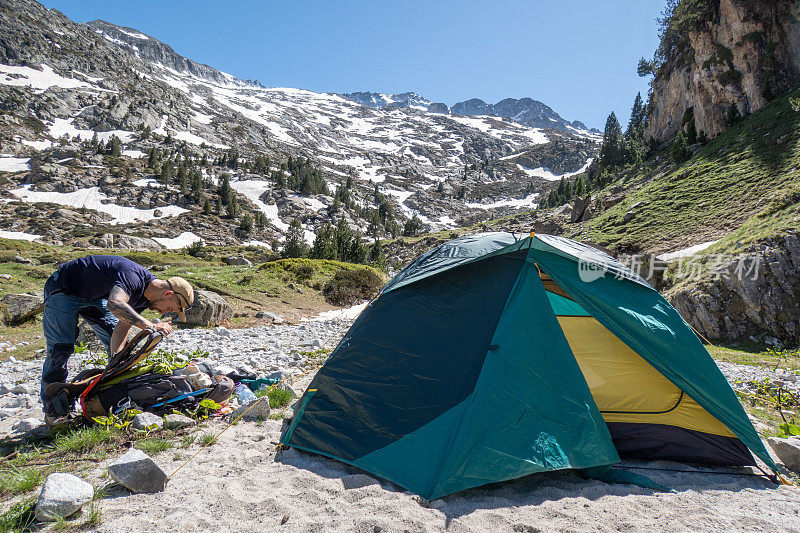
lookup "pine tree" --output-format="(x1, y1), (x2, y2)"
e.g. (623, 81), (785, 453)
(215, 197), (222, 214)
(226, 196), (238, 218)
(369, 239), (387, 271)
(309, 223), (337, 260)
(203, 198), (211, 214)
(599, 112), (624, 170)
(282, 218), (309, 258)
(403, 214), (424, 237)
(218, 173), (232, 205)
(239, 213), (253, 232)
(160, 161), (174, 185)
(148, 147), (158, 168)
(109, 135), (122, 157)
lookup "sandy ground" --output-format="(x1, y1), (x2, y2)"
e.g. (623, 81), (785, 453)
(90, 419), (800, 533)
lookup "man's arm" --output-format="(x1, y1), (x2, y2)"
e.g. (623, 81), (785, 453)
(107, 286), (173, 335)
(109, 321), (131, 355)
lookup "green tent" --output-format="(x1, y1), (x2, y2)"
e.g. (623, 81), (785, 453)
(282, 232), (774, 499)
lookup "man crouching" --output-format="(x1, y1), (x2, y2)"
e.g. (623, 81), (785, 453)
(40, 255), (194, 424)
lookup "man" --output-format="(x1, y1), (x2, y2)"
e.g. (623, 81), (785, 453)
(40, 255), (194, 420)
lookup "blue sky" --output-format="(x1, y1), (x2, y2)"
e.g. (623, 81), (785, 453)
(41, 0), (665, 130)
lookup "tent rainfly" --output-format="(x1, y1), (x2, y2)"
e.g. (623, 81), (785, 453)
(281, 232), (775, 499)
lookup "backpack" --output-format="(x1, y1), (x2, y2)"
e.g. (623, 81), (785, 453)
(45, 328), (233, 419)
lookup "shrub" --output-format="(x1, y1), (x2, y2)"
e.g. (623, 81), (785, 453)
(322, 268), (383, 306)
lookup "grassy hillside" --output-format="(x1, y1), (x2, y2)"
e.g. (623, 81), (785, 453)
(567, 89), (800, 254)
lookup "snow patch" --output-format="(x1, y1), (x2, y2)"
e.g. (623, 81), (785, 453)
(49, 118), (135, 143)
(0, 64), (105, 93)
(0, 229), (41, 241)
(0, 156), (30, 172)
(122, 149), (146, 158)
(466, 193), (539, 210)
(657, 240), (720, 261)
(153, 232), (202, 249)
(10, 185), (187, 224)
(305, 301), (369, 322)
(19, 138), (53, 150)
(230, 179), (288, 232)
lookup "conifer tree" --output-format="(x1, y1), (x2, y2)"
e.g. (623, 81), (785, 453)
(203, 198), (211, 214)
(282, 218), (309, 258)
(599, 112), (624, 170)
(239, 213), (253, 232)
(218, 173), (233, 205)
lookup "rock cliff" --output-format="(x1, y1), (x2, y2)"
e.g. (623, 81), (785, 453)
(647, 0), (800, 142)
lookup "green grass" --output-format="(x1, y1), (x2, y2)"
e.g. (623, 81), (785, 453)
(0, 468), (44, 497)
(197, 433), (216, 447)
(135, 438), (174, 455)
(708, 344), (800, 372)
(0, 497), (36, 533)
(569, 89), (800, 254)
(52, 426), (120, 456)
(265, 388), (295, 409)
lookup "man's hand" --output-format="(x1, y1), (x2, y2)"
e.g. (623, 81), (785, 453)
(151, 321), (174, 335)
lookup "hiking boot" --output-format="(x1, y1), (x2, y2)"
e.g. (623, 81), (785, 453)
(44, 410), (74, 431)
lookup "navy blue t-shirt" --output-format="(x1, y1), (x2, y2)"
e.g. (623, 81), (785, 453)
(57, 255), (156, 311)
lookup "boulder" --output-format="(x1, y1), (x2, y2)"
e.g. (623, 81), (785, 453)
(34, 473), (94, 522)
(131, 412), (164, 431)
(223, 255), (252, 266)
(255, 310), (284, 323)
(107, 448), (168, 493)
(768, 436), (800, 472)
(181, 290), (233, 327)
(230, 398), (271, 421)
(0, 293), (44, 325)
(13, 417), (44, 433)
(163, 413), (194, 429)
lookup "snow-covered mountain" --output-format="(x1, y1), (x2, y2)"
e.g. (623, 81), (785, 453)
(0, 0), (599, 249)
(341, 92), (599, 134)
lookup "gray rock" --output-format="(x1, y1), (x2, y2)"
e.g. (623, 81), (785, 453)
(0, 293), (44, 325)
(180, 290), (233, 327)
(12, 383), (32, 394)
(230, 398), (271, 421)
(163, 413), (194, 429)
(107, 448), (168, 493)
(131, 412), (164, 430)
(255, 310), (284, 323)
(768, 436), (800, 473)
(13, 417), (44, 433)
(341, 473), (380, 490)
(35, 473), (94, 521)
(223, 255), (252, 266)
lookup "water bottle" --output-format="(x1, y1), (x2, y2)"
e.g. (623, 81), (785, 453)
(234, 383), (257, 405)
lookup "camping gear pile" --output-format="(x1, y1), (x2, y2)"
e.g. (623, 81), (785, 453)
(281, 232), (778, 499)
(43, 328), (235, 420)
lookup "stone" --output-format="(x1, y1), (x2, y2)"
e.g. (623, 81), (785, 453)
(34, 473), (94, 521)
(180, 290), (233, 327)
(223, 255), (252, 266)
(13, 417), (44, 432)
(767, 436), (800, 473)
(0, 293), (44, 325)
(255, 310), (284, 323)
(107, 448), (168, 493)
(230, 398), (271, 421)
(12, 383), (32, 394)
(131, 412), (164, 430)
(213, 326), (231, 336)
(622, 211), (636, 223)
(9, 394), (34, 408)
(341, 473), (380, 490)
(164, 413), (195, 429)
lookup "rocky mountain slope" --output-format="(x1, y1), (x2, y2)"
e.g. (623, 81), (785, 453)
(646, 0), (800, 142)
(342, 91), (598, 133)
(0, 0), (598, 250)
